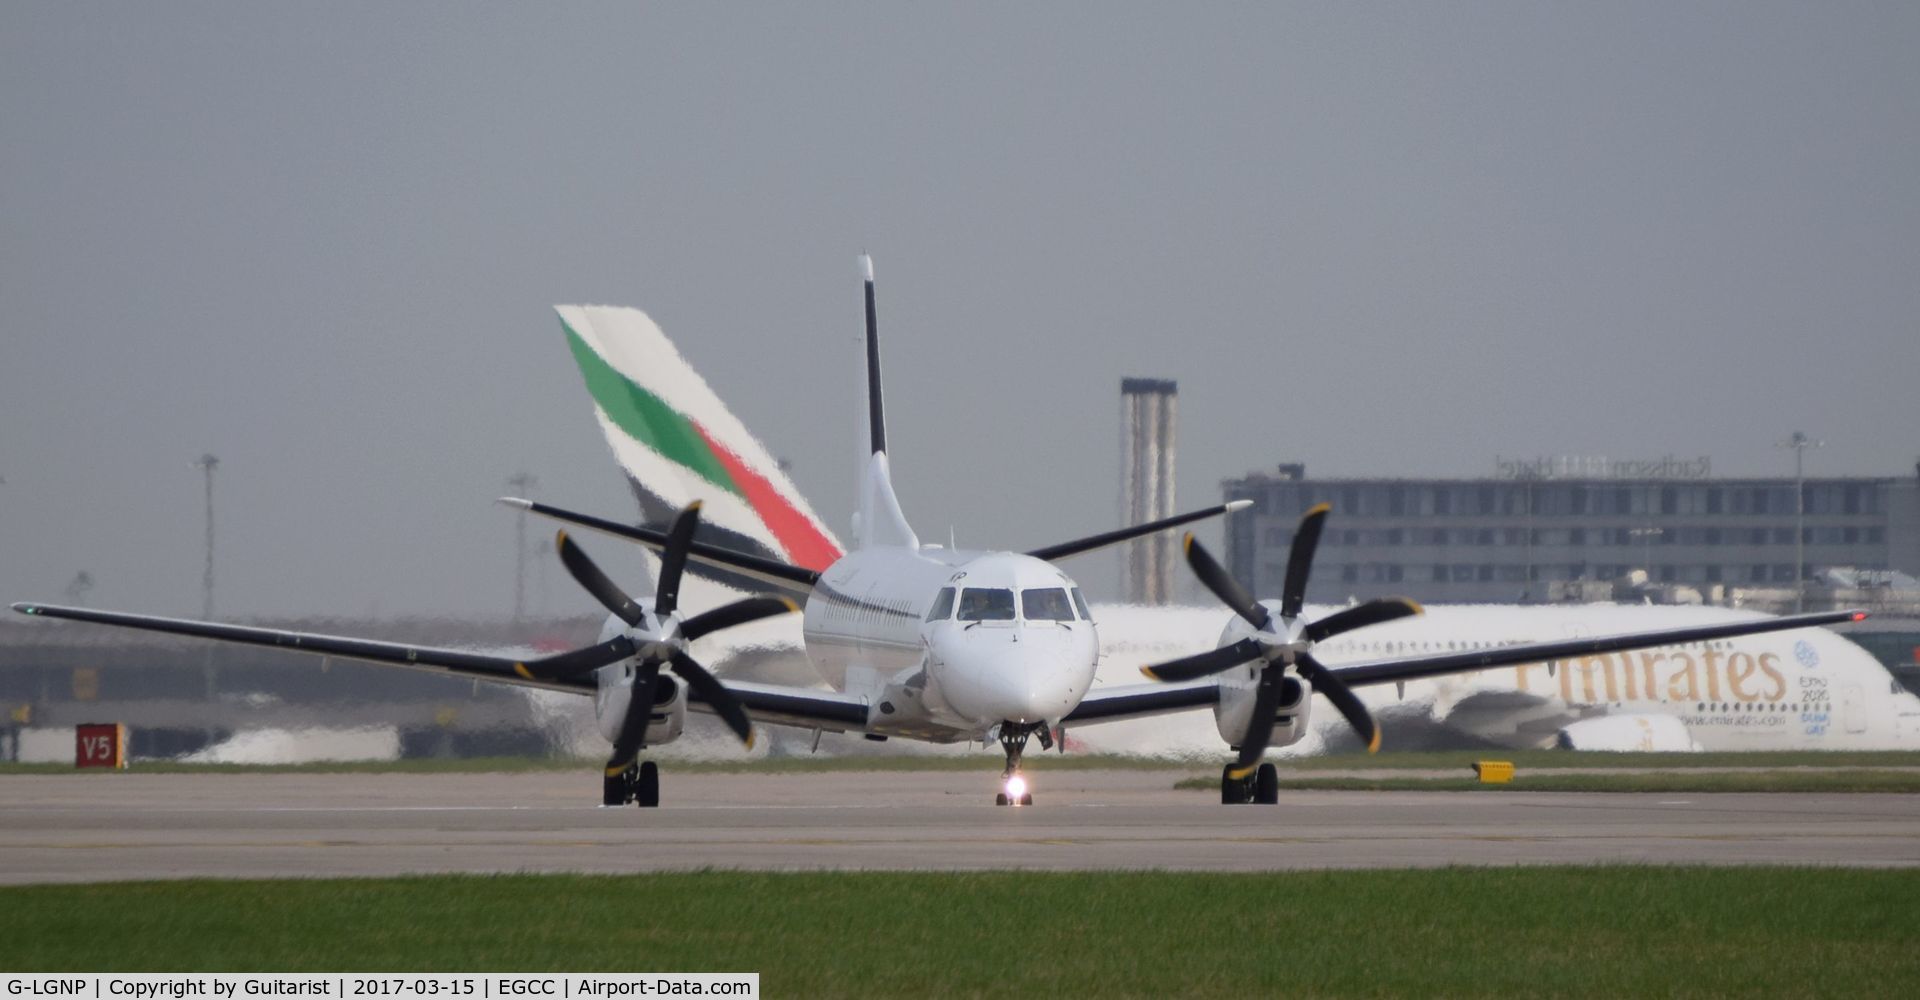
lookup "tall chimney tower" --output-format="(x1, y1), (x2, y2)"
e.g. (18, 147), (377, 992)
(1121, 378), (1178, 604)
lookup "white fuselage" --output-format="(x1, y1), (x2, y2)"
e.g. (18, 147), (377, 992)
(1082, 603), (1920, 752)
(800, 545), (1099, 738)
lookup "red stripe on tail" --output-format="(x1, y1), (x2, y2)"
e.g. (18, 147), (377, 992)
(692, 423), (843, 571)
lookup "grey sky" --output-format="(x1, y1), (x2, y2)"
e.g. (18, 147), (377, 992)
(3, 3), (1915, 619)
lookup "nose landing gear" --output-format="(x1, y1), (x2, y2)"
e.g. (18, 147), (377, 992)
(993, 722), (1046, 806)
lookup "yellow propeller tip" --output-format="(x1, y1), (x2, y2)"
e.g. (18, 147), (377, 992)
(687, 500), (704, 512)
(555, 529), (570, 546)
(1140, 666), (1161, 681)
(513, 663), (533, 680)
(1226, 765), (1257, 781)
(1182, 532), (1195, 551)
(746, 731), (757, 751)
(604, 764), (628, 778)
(1367, 730), (1382, 754)
(1306, 502), (1332, 516)
(778, 597), (800, 614)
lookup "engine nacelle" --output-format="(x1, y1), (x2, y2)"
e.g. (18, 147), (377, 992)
(1554, 713), (1699, 752)
(592, 665), (688, 747)
(1214, 673), (1309, 750)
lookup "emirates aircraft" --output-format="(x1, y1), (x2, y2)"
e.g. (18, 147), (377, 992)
(11, 257), (1871, 807)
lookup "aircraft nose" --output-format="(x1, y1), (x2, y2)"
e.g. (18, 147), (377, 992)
(931, 627), (1091, 725)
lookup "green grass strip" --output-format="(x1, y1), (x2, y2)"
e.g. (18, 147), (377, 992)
(2, 870), (1917, 997)
(1175, 768), (1920, 793)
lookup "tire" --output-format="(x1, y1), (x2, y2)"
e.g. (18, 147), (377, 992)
(1018, 793), (1033, 806)
(1220, 764), (1246, 805)
(603, 769), (630, 807)
(1255, 763), (1279, 805)
(636, 760), (660, 808)
(995, 792), (1010, 806)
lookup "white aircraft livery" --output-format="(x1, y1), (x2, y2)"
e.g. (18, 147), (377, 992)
(10, 256), (1879, 807)
(1085, 603), (1920, 756)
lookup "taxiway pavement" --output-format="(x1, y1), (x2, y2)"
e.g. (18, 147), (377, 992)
(4, 769), (1918, 884)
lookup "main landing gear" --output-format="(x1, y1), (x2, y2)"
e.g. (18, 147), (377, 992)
(604, 760), (661, 808)
(1220, 761), (1279, 805)
(993, 722), (1048, 806)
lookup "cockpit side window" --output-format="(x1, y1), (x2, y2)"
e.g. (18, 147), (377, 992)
(958, 587), (1015, 621)
(1070, 587), (1093, 622)
(1022, 588), (1075, 622)
(925, 587), (956, 622)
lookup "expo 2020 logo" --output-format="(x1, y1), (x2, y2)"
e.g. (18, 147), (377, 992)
(1794, 639), (1821, 670)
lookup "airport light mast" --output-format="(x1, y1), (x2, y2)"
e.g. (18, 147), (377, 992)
(1776, 431), (1822, 614)
(194, 454), (219, 619)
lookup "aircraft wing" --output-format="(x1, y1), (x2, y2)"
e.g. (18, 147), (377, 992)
(11, 601), (872, 735)
(1062, 680), (1218, 725)
(706, 679), (869, 732)
(10, 602), (594, 695)
(1326, 608), (1865, 689)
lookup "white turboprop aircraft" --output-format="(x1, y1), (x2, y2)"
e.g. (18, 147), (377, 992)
(11, 257), (1870, 807)
(540, 276), (1920, 760)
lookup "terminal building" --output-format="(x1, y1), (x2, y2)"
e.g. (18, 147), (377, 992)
(1221, 456), (1920, 609)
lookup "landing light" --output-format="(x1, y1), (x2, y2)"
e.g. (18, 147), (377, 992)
(1005, 774), (1028, 801)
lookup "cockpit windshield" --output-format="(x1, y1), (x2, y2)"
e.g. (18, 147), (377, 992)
(1021, 588), (1075, 622)
(957, 587), (1015, 621)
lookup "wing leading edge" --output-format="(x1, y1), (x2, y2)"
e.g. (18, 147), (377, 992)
(9, 602), (875, 735)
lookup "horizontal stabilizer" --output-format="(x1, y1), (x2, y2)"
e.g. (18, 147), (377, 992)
(500, 497), (819, 595)
(1027, 499), (1252, 563)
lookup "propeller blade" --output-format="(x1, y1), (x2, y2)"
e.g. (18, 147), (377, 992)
(1295, 652), (1381, 753)
(1141, 638), (1264, 683)
(653, 501), (703, 618)
(605, 660), (661, 776)
(1280, 503), (1331, 619)
(680, 595), (800, 643)
(1184, 534), (1270, 631)
(1302, 597), (1424, 644)
(1226, 667), (1287, 780)
(515, 635), (635, 682)
(668, 650), (755, 748)
(557, 530), (645, 627)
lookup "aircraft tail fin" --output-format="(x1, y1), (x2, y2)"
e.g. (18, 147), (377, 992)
(854, 255), (919, 551)
(555, 304), (845, 573)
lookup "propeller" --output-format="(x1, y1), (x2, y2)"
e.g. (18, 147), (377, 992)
(1142, 503), (1421, 777)
(521, 501), (798, 776)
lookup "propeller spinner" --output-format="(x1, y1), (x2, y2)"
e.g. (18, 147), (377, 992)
(1142, 503), (1421, 778)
